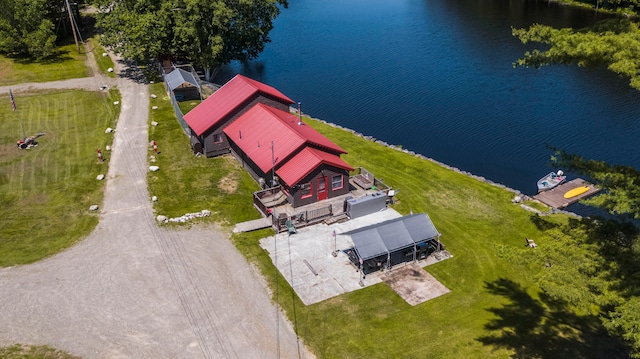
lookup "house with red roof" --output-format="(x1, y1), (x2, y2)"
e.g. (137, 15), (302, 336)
(183, 75), (354, 208)
(184, 74), (294, 157)
(225, 104), (354, 207)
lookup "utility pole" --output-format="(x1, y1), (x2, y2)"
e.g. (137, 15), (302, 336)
(271, 140), (275, 188)
(65, 0), (80, 53)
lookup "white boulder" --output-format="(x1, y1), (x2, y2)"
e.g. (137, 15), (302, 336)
(149, 166), (160, 172)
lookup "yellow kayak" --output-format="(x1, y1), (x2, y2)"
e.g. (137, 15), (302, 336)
(563, 186), (590, 199)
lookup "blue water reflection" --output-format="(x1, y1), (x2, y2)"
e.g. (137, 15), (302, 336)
(214, 0), (640, 216)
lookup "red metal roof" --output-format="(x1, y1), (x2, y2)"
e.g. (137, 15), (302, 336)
(280, 112), (347, 155)
(276, 147), (354, 186)
(224, 104), (352, 184)
(183, 74), (294, 136)
(224, 104), (307, 172)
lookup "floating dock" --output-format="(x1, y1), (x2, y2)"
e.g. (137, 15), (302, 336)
(533, 178), (600, 209)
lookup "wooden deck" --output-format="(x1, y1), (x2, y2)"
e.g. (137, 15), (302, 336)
(233, 217), (272, 233)
(533, 178), (600, 209)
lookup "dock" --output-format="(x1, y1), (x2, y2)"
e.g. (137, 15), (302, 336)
(533, 178), (600, 209)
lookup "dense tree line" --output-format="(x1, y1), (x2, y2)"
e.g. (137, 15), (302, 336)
(94, 0), (287, 80)
(0, 0), (285, 77)
(0, 0), (59, 59)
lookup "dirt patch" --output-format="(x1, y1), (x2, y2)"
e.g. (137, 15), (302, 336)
(383, 264), (450, 306)
(218, 174), (238, 193)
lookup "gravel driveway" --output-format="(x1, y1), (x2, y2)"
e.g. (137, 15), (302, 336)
(0, 55), (312, 359)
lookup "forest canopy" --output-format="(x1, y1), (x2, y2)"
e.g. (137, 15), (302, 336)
(0, 0), (59, 59)
(94, 0), (287, 80)
(513, 18), (640, 90)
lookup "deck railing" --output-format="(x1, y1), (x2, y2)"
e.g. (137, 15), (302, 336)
(274, 204), (333, 233)
(253, 186), (283, 217)
(349, 167), (391, 193)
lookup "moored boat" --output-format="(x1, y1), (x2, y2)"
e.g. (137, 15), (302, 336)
(537, 170), (565, 192)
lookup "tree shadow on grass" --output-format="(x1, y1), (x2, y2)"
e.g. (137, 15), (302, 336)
(477, 278), (630, 358)
(530, 213), (560, 231)
(10, 49), (75, 65)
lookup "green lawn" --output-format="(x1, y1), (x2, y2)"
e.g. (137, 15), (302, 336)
(148, 85), (625, 358)
(87, 37), (116, 78)
(0, 89), (120, 266)
(0, 344), (79, 359)
(0, 44), (90, 86)
(147, 83), (260, 224)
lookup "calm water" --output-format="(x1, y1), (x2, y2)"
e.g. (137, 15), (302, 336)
(215, 0), (640, 208)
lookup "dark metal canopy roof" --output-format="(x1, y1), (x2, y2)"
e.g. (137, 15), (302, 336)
(342, 213), (440, 261)
(166, 68), (199, 91)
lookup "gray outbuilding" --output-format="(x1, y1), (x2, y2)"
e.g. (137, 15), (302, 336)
(341, 213), (442, 273)
(165, 68), (201, 101)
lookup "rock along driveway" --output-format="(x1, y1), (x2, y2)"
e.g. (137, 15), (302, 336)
(0, 59), (311, 359)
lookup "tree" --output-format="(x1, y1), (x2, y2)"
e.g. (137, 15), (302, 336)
(511, 216), (640, 356)
(0, 0), (57, 59)
(549, 148), (640, 219)
(95, 0), (287, 80)
(513, 19), (640, 90)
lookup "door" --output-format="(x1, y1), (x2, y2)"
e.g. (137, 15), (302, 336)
(317, 176), (328, 201)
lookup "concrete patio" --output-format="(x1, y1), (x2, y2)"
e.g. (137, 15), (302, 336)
(259, 208), (451, 305)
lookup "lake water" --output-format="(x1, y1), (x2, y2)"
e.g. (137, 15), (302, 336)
(214, 0), (640, 212)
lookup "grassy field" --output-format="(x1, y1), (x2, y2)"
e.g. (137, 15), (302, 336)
(0, 44), (90, 86)
(0, 89), (120, 266)
(0, 344), (79, 359)
(146, 84), (626, 358)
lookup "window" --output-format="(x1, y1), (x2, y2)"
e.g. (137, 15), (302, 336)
(332, 175), (343, 190)
(300, 182), (313, 198)
(213, 133), (223, 143)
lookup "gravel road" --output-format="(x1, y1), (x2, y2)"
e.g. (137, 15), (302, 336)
(0, 54), (312, 359)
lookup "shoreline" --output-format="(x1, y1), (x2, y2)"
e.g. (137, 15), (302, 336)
(299, 111), (582, 219)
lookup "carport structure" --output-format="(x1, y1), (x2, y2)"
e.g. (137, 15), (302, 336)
(341, 213), (442, 273)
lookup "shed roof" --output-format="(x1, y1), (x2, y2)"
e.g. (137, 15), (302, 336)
(276, 147), (354, 186)
(166, 68), (199, 90)
(224, 104), (350, 178)
(342, 214), (441, 261)
(183, 74), (294, 136)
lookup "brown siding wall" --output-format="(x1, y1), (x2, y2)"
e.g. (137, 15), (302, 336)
(290, 165), (350, 207)
(229, 143), (268, 185)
